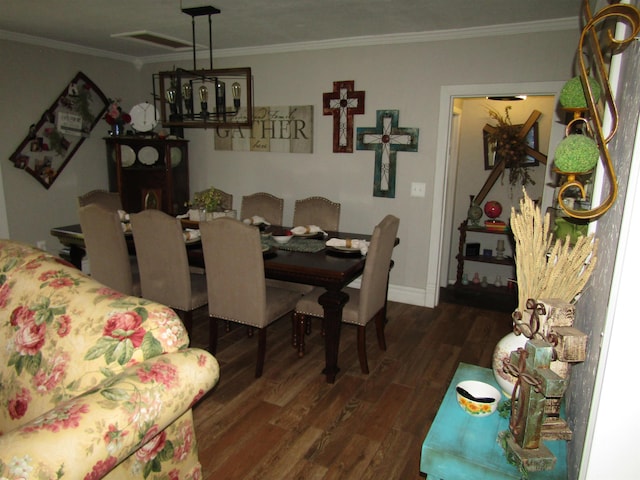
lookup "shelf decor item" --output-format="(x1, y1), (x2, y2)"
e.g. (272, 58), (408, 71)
(492, 188), (597, 397)
(467, 195), (483, 226)
(484, 200), (503, 219)
(553, 0), (639, 219)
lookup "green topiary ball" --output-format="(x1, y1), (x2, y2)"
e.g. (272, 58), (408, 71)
(554, 134), (600, 173)
(559, 76), (601, 109)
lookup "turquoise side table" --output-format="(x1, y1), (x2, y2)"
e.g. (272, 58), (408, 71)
(420, 362), (567, 479)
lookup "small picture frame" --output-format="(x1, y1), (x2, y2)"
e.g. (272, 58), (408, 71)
(465, 243), (480, 257)
(483, 249), (493, 257)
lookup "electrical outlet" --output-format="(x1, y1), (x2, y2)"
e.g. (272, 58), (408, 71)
(410, 182), (426, 197)
(36, 240), (47, 251)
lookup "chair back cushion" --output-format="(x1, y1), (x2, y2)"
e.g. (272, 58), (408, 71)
(240, 192), (284, 225)
(200, 218), (269, 326)
(77, 189), (122, 211)
(0, 240), (190, 432)
(130, 210), (193, 310)
(293, 196), (341, 231)
(79, 204), (136, 295)
(358, 215), (400, 324)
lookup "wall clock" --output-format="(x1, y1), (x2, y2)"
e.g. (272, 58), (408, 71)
(130, 102), (158, 133)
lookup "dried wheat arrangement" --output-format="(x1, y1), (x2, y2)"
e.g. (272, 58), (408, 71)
(510, 188), (598, 316)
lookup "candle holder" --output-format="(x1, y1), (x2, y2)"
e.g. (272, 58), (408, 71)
(496, 239), (506, 260)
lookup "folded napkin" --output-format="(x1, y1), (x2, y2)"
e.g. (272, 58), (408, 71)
(183, 229), (201, 241)
(242, 215), (270, 226)
(326, 237), (369, 254)
(117, 209), (130, 222)
(291, 225), (325, 235)
(176, 212), (189, 219)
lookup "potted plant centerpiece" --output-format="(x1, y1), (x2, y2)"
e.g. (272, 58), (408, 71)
(187, 187), (224, 221)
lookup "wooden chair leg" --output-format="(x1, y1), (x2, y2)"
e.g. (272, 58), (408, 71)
(292, 313), (299, 348)
(374, 309), (387, 351)
(357, 325), (369, 374)
(209, 316), (219, 354)
(305, 318), (312, 335)
(255, 328), (267, 378)
(178, 310), (193, 344)
(297, 314), (307, 358)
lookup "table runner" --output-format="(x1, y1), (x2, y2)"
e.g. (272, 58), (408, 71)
(262, 237), (326, 253)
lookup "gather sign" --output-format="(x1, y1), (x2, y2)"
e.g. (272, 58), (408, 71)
(214, 105), (313, 153)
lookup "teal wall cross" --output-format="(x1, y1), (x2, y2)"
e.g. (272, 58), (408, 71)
(356, 110), (419, 198)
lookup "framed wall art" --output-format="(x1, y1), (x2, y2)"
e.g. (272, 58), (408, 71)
(8, 71), (109, 189)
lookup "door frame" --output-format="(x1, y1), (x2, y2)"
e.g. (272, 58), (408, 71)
(426, 81), (565, 307)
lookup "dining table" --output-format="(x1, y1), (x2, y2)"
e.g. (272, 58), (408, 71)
(50, 221), (398, 383)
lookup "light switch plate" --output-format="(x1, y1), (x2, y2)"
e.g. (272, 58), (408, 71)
(411, 182), (426, 197)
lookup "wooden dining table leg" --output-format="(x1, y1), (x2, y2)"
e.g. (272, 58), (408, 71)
(318, 288), (349, 383)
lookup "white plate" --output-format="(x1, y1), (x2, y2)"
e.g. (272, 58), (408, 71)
(120, 145), (135, 167)
(138, 146), (159, 165)
(331, 245), (360, 252)
(170, 146), (182, 167)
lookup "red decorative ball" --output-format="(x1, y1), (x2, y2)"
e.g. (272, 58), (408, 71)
(484, 201), (503, 219)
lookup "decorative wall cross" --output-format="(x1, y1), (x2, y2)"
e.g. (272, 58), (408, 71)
(502, 339), (567, 472)
(323, 80), (365, 153)
(356, 110), (419, 198)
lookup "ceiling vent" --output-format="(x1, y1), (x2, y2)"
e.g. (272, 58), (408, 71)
(111, 31), (201, 50)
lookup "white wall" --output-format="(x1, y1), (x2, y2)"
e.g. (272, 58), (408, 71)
(139, 28), (578, 306)
(0, 40), (147, 252)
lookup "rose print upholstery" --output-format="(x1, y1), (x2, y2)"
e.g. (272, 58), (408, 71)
(0, 240), (219, 479)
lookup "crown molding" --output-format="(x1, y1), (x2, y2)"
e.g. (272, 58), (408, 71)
(1, 16), (578, 67)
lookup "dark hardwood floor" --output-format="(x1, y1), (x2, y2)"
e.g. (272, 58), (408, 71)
(188, 301), (513, 479)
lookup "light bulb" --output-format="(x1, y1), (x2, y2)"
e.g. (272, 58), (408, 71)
(199, 85), (208, 119)
(182, 83), (192, 100)
(232, 82), (241, 109)
(165, 88), (176, 104)
(198, 85), (208, 103)
(215, 79), (226, 113)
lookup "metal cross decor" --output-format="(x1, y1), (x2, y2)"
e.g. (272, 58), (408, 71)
(323, 80), (365, 153)
(356, 110), (419, 198)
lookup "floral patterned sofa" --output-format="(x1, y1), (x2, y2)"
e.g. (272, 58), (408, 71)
(0, 240), (219, 479)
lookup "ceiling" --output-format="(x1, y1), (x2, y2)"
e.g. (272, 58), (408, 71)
(1, 0), (580, 63)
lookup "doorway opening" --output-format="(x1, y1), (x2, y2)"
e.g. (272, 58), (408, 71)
(426, 82), (566, 308)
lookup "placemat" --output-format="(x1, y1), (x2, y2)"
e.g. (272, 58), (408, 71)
(262, 237), (326, 253)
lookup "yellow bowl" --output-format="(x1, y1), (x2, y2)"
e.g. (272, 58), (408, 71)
(455, 380), (501, 417)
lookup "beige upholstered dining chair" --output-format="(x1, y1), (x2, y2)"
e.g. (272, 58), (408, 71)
(293, 214), (400, 373)
(77, 189), (122, 211)
(240, 192), (284, 225)
(293, 196), (341, 231)
(129, 209), (208, 337)
(200, 217), (301, 378)
(78, 204), (141, 296)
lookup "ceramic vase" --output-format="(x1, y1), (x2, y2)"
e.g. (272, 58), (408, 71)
(491, 330), (528, 398)
(467, 195), (483, 226)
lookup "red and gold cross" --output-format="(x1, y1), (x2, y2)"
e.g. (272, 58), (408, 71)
(323, 80), (365, 153)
